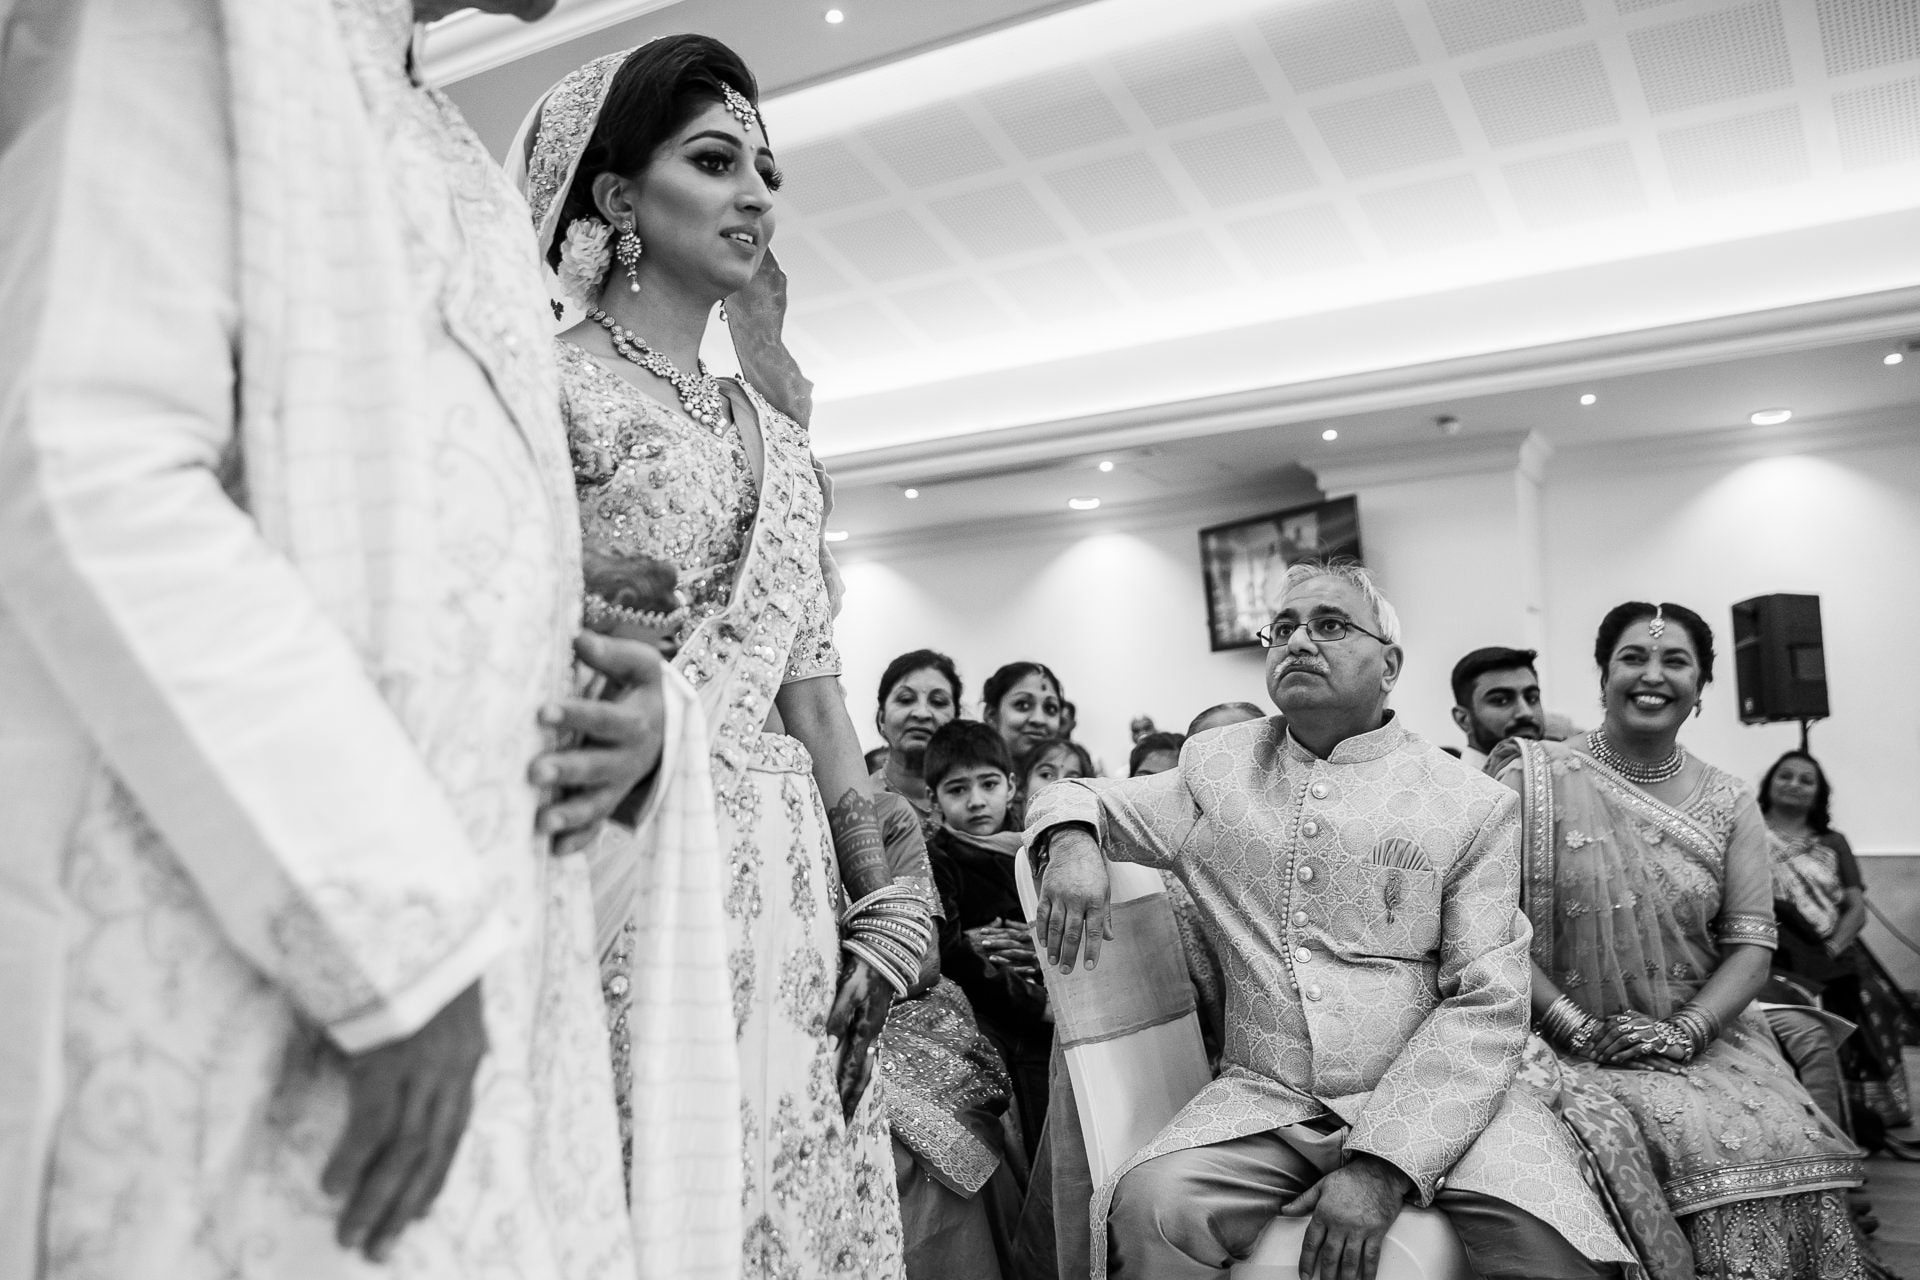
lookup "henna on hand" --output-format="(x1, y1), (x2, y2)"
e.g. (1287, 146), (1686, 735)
(825, 786), (891, 901)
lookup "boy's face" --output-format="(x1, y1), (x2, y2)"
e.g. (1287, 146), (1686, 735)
(936, 765), (1012, 837)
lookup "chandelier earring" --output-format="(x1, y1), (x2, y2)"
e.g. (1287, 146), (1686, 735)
(616, 221), (644, 292)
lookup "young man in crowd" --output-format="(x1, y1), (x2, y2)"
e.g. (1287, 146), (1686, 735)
(1031, 562), (1629, 1280)
(1449, 646), (1546, 771)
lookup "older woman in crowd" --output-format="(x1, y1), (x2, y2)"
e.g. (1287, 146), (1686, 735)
(1497, 601), (1866, 1280)
(1762, 749), (1917, 1152)
(873, 648), (964, 831)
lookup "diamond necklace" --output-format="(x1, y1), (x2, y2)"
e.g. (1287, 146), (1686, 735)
(1585, 730), (1688, 785)
(587, 307), (729, 431)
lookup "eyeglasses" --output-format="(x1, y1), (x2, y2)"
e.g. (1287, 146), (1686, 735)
(1256, 616), (1393, 648)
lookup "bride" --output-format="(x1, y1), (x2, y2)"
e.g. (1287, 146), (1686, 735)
(511, 35), (923, 1280)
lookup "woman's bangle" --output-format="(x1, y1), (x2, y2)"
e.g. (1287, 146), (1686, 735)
(1537, 994), (1601, 1054)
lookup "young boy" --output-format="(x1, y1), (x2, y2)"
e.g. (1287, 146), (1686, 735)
(922, 720), (1052, 1158)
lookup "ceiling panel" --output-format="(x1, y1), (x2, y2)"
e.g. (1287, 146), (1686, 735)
(1817, 0), (1920, 77)
(1229, 204), (1365, 275)
(1044, 151), (1188, 235)
(990, 253), (1122, 319)
(1105, 232), (1233, 300)
(1363, 174), (1500, 253)
(861, 103), (1005, 190)
(1628, 1), (1795, 115)
(1834, 74), (1920, 168)
(1427, 0), (1588, 57)
(980, 65), (1134, 159)
(1462, 43), (1619, 147)
(1256, 0), (1422, 94)
(1170, 121), (1320, 207)
(928, 181), (1070, 258)
(817, 209), (956, 284)
(1311, 82), (1464, 179)
(1660, 104), (1810, 199)
(1502, 141), (1647, 229)
(1111, 27), (1270, 129)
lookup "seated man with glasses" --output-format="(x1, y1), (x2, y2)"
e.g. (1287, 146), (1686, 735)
(1029, 560), (1631, 1280)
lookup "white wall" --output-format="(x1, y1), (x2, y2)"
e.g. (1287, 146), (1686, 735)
(833, 427), (1920, 851)
(835, 503), (1289, 773)
(1540, 433), (1920, 853)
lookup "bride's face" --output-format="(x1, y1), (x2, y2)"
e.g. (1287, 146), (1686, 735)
(629, 101), (780, 300)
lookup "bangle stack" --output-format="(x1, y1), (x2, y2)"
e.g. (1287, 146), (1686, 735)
(1538, 995), (1602, 1055)
(841, 885), (935, 998)
(1664, 1003), (1722, 1059)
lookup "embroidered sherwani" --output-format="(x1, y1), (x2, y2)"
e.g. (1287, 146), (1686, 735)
(1027, 716), (1629, 1277)
(0, 0), (631, 1274)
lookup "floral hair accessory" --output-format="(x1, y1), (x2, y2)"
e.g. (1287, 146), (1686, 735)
(720, 82), (759, 133)
(556, 216), (614, 310)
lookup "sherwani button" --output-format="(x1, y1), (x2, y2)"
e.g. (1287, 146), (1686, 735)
(1292, 911), (1308, 927)
(1302, 821), (1319, 837)
(1310, 782), (1329, 799)
(1294, 947), (1311, 963)
(1297, 866), (1314, 883)
(1306, 985), (1323, 1001)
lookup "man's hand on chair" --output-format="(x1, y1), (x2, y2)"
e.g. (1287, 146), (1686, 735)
(1033, 826), (1113, 972)
(1280, 1152), (1412, 1280)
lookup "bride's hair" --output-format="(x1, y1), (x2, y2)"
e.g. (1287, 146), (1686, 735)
(546, 34), (760, 273)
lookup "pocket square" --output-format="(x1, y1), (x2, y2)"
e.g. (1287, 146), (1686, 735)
(1369, 837), (1432, 872)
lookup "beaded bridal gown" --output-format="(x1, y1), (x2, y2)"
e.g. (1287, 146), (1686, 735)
(556, 340), (906, 1280)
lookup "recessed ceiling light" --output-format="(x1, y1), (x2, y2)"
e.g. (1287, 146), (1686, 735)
(1886, 352), (1906, 366)
(1748, 408), (1793, 426)
(1068, 497), (1101, 511)
(1098, 460), (1114, 472)
(903, 487), (919, 499)
(824, 529), (849, 543)
(1321, 429), (1338, 442)
(1579, 393), (1597, 406)
(824, 7), (844, 22)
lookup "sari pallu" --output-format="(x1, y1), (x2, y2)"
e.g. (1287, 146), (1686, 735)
(1771, 830), (1917, 1136)
(1502, 739), (1866, 1280)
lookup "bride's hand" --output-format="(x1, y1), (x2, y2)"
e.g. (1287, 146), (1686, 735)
(531, 632), (667, 852)
(825, 955), (894, 1122)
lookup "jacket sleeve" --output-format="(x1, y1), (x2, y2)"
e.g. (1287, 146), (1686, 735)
(1344, 791), (1530, 1202)
(0, 0), (504, 1055)
(1024, 769), (1200, 871)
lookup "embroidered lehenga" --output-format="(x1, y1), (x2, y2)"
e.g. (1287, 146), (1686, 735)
(557, 342), (905, 1278)
(1502, 740), (1866, 1279)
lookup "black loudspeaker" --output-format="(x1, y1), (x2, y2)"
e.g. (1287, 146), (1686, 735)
(1731, 594), (1828, 724)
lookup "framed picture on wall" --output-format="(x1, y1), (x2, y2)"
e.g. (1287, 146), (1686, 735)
(1199, 496), (1364, 651)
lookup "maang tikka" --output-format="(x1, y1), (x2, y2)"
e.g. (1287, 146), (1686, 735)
(1648, 604), (1667, 640)
(615, 221), (643, 291)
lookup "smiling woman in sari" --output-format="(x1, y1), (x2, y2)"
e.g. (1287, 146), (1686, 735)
(1496, 601), (1866, 1280)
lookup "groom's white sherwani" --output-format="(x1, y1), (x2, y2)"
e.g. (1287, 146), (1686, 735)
(0, 0), (634, 1274)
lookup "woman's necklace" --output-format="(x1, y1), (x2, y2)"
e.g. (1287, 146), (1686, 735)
(1586, 729), (1688, 785)
(587, 307), (730, 432)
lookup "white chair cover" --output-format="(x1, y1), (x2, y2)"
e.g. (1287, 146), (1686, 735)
(1014, 849), (1471, 1280)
